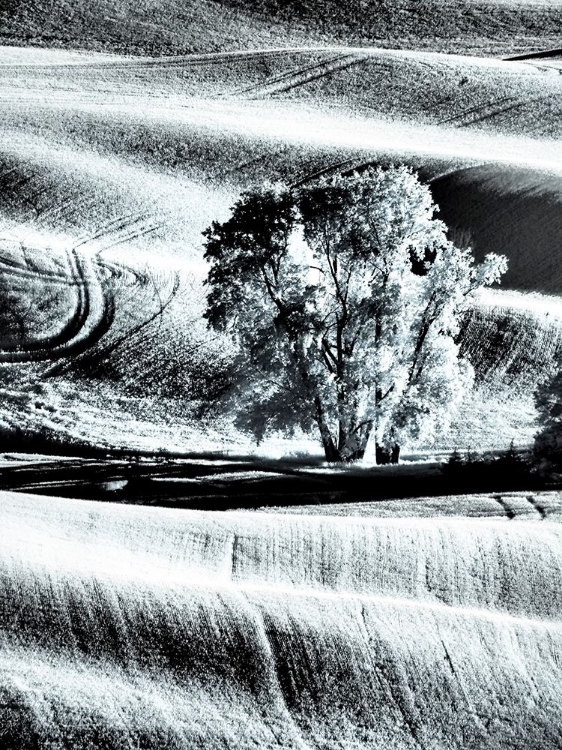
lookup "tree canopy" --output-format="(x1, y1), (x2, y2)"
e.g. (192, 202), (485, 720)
(203, 166), (507, 462)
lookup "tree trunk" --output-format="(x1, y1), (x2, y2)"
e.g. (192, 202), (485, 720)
(376, 443), (391, 465)
(325, 429), (370, 462)
(321, 434), (341, 462)
(341, 444), (367, 462)
(316, 408), (372, 463)
(376, 443), (400, 465)
(315, 409), (340, 462)
(322, 443), (368, 462)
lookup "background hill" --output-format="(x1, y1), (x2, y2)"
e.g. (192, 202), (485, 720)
(2, 47), (562, 280)
(432, 165), (562, 293)
(1, 0), (562, 57)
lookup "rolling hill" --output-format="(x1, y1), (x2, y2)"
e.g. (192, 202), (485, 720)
(2, 46), (562, 276)
(1, 0), (562, 57)
(432, 165), (562, 293)
(2, 489), (562, 748)
(2, 9), (562, 749)
(0, 43), (561, 453)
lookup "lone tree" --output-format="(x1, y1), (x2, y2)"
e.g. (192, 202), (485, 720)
(203, 166), (506, 463)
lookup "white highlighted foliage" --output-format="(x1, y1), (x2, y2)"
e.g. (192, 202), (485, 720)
(204, 166), (507, 462)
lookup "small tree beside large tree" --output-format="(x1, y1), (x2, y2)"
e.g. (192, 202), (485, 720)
(203, 166), (507, 463)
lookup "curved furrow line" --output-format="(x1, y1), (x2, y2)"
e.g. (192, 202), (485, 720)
(0, 251), (114, 365)
(39, 256), (117, 375)
(0, 213), (165, 365)
(92, 218), (163, 257)
(0, 293), (82, 356)
(267, 55), (373, 98)
(72, 213), (153, 253)
(228, 52), (357, 97)
(0, 249), (87, 362)
(456, 95), (548, 129)
(0, 248), (84, 352)
(75, 267), (181, 368)
(41, 258), (179, 379)
(0, 260), (76, 284)
(437, 92), (553, 131)
(95, 258), (151, 288)
(46, 249), (90, 350)
(439, 95), (518, 126)
(232, 52), (369, 99)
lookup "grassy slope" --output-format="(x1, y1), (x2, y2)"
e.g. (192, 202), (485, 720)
(3, 9), (562, 750)
(2, 489), (562, 748)
(1, 0), (561, 57)
(1, 45), (562, 450)
(432, 165), (562, 293)
(2, 47), (562, 285)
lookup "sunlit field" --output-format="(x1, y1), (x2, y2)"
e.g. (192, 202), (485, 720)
(1, 41), (562, 452)
(2, 487), (562, 748)
(2, 2), (562, 747)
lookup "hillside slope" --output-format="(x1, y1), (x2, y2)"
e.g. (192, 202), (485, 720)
(1, 0), (561, 57)
(432, 165), (562, 293)
(2, 490), (562, 748)
(1, 45), (561, 450)
(2, 47), (562, 288)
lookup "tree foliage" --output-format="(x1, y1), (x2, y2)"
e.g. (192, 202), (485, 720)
(203, 166), (507, 462)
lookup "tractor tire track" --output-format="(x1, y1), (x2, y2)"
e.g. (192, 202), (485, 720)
(456, 97), (543, 129)
(230, 52), (369, 99)
(0, 263), (71, 284)
(39, 255), (117, 376)
(228, 53), (354, 96)
(439, 93), (551, 131)
(526, 495), (547, 520)
(68, 267), (181, 372)
(492, 495), (516, 519)
(0, 250), (114, 366)
(439, 95), (517, 127)
(40, 253), (180, 379)
(0, 249), (87, 360)
(0, 207), (167, 370)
